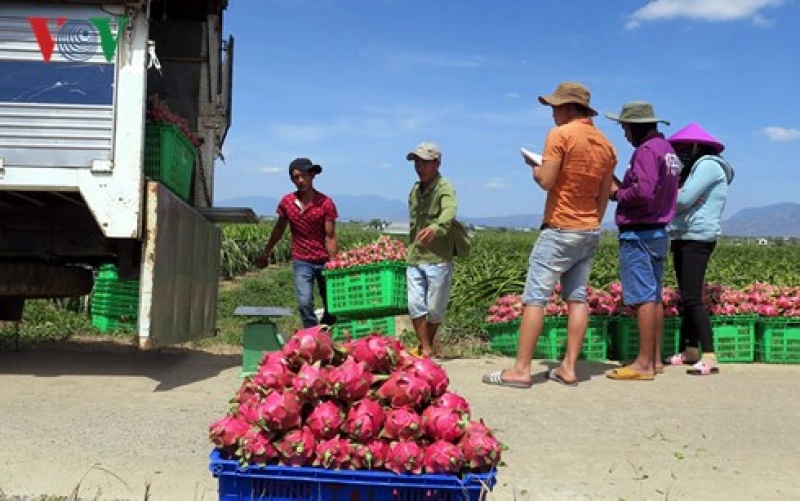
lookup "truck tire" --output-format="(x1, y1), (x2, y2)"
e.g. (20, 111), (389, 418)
(0, 264), (94, 298)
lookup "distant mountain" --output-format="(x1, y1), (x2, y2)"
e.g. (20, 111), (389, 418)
(217, 194), (407, 221)
(462, 214), (542, 229)
(217, 196), (800, 238)
(721, 203), (800, 237)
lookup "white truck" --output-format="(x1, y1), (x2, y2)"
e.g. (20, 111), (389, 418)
(0, 0), (251, 348)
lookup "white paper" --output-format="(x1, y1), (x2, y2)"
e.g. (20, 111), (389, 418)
(520, 147), (542, 166)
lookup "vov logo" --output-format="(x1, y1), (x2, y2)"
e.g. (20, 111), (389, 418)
(28, 16), (129, 62)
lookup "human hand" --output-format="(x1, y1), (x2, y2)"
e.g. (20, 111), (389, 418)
(255, 250), (271, 269)
(416, 227), (435, 246)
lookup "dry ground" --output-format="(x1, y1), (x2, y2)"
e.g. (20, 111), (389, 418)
(2, 340), (800, 500)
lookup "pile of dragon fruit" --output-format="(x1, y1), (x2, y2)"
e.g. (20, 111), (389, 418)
(485, 281), (800, 324)
(324, 235), (406, 270)
(209, 326), (502, 475)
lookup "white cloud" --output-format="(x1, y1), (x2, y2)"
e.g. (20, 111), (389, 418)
(758, 126), (800, 142)
(626, 0), (783, 28)
(485, 178), (509, 190)
(259, 166), (282, 174)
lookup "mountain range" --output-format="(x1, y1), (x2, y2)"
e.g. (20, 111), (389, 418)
(218, 196), (800, 238)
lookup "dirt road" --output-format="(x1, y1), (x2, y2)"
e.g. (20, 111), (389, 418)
(2, 343), (800, 500)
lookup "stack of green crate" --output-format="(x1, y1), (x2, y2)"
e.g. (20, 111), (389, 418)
(486, 316), (609, 361)
(91, 265), (140, 332)
(756, 317), (800, 364)
(324, 261), (407, 342)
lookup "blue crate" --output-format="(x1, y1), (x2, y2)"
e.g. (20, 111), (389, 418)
(209, 449), (496, 501)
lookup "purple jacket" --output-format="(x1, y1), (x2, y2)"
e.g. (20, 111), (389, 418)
(615, 133), (680, 228)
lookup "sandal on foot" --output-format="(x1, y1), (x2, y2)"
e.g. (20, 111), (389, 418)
(686, 361), (719, 376)
(547, 368), (578, 387)
(664, 353), (693, 366)
(482, 370), (532, 389)
(606, 366), (655, 381)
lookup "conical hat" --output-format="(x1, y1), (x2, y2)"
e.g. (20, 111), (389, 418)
(667, 123), (724, 153)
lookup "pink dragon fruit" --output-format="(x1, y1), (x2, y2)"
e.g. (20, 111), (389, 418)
(209, 414), (251, 456)
(343, 398), (386, 442)
(313, 436), (354, 470)
(384, 440), (424, 474)
(423, 440), (464, 474)
(257, 389), (304, 433)
(238, 428), (279, 466)
(282, 325), (335, 367)
(305, 400), (345, 440)
(275, 426), (317, 467)
(431, 391), (471, 417)
(348, 333), (404, 373)
(351, 439), (389, 470)
(292, 362), (331, 401)
(233, 378), (261, 406)
(421, 406), (466, 443)
(252, 352), (293, 390)
(236, 397), (263, 425)
(328, 356), (374, 403)
(460, 421), (502, 472)
(403, 357), (449, 397)
(381, 407), (423, 441)
(376, 371), (432, 409)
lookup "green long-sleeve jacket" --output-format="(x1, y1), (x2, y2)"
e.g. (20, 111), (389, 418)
(407, 174), (460, 265)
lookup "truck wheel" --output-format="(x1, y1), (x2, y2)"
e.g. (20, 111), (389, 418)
(0, 264), (94, 298)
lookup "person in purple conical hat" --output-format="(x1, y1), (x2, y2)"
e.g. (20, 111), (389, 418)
(664, 123), (735, 376)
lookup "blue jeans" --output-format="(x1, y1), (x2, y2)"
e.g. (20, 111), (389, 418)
(619, 229), (669, 306)
(522, 228), (601, 306)
(407, 262), (454, 324)
(292, 259), (331, 328)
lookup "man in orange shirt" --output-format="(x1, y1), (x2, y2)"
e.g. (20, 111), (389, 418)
(483, 82), (617, 388)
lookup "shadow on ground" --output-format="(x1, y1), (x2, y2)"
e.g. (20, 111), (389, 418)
(0, 337), (242, 391)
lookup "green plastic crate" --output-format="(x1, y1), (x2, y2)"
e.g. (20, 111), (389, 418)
(612, 315), (681, 363)
(331, 316), (396, 341)
(712, 315), (756, 363)
(756, 317), (800, 364)
(91, 313), (135, 333)
(486, 316), (608, 361)
(144, 123), (196, 202)
(323, 261), (407, 318)
(241, 321), (285, 378)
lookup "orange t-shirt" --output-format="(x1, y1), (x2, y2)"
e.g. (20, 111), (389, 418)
(541, 118), (617, 230)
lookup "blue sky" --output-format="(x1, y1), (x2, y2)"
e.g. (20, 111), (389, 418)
(216, 0), (799, 220)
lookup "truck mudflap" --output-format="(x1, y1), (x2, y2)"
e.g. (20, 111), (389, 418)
(0, 263), (93, 298)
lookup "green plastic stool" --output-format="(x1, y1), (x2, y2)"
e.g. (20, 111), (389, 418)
(234, 306), (292, 378)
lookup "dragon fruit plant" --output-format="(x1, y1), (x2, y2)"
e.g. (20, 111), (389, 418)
(209, 325), (502, 476)
(324, 235), (407, 270)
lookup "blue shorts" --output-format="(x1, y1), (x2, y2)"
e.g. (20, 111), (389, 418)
(407, 262), (454, 323)
(522, 228), (601, 307)
(619, 229), (669, 306)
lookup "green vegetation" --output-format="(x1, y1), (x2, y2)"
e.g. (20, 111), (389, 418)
(2, 224), (798, 356)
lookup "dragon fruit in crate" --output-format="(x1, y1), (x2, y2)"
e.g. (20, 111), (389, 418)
(209, 325), (503, 477)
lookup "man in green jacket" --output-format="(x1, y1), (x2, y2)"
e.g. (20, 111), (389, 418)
(405, 141), (466, 358)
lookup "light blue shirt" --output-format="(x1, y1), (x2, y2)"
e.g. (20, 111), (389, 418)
(668, 155), (735, 241)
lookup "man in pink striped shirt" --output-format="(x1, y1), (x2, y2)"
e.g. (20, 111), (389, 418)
(257, 158), (339, 327)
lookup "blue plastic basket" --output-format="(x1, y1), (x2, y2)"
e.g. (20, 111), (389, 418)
(209, 449), (496, 501)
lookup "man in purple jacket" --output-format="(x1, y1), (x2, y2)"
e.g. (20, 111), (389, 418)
(605, 101), (680, 380)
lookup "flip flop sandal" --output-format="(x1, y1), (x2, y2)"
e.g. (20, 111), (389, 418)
(547, 368), (578, 387)
(664, 353), (697, 366)
(482, 370), (532, 389)
(606, 366), (655, 381)
(686, 361), (720, 376)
